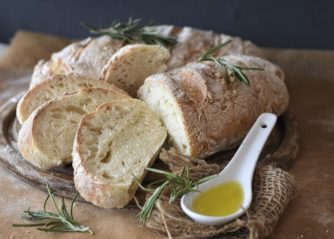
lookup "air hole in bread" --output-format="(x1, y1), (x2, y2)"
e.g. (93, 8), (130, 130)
(88, 127), (103, 134)
(69, 119), (78, 124)
(65, 105), (86, 114)
(78, 98), (93, 107)
(52, 113), (65, 119)
(101, 150), (112, 163)
(102, 172), (112, 179)
(57, 83), (64, 88)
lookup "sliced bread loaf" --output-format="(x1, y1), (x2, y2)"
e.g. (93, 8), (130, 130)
(99, 44), (170, 96)
(138, 55), (289, 157)
(17, 74), (127, 124)
(72, 99), (167, 208)
(18, 87), (129, 170)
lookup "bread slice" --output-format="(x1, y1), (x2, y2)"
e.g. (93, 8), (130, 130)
(17, 74), (127, 124)
(99, 44), (170, 96)
(18, 88), (129, 170)
(138, 55), (289, 157)
(72, 99), (167, 208)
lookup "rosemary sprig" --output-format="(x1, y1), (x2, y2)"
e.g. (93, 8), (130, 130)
(82, 18), (177, 47)
(136, 165), (216, 223)
(198, 40), (263, 85)
(12, 184), (92, 234)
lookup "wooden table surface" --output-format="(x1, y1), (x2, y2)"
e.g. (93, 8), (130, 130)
(0, 33), (333, 239)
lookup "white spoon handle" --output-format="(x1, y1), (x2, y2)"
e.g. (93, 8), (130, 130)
(221, 113), (277, 181)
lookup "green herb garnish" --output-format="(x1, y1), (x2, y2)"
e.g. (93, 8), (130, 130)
(198, 40), (263, 85)
(82, 18), (177, 47)
(12, 184), (92, 234)
(136, 165), (216, 223)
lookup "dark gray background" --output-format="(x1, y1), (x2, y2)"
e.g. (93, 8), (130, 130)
(0, 0), (333, 49)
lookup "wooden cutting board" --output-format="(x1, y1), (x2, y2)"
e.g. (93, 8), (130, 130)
(0, 31), (333, 239)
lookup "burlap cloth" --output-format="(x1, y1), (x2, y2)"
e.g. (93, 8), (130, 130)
(142, 147), (297, 239)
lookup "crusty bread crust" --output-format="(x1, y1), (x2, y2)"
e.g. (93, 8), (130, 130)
(17, 74), (127, 124)
(29, 25), (263, 93)
(30, 38), (93, 88)
(155, 25), (265, 69)
(30, 36), (123, 88)
(72, 99), (167, 208)
(18, 87), (129, 170)
(139, 55), (289, 157)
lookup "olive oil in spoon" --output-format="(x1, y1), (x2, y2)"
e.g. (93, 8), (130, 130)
(181, 113), (277, 225)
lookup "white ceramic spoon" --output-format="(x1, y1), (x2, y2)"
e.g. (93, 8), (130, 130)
(180, 113), (277, 225)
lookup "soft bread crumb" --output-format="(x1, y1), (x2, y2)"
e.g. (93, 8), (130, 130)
(73, 99), (167, 208)
(18, 87), (128, 170)
(100, 44), (170, 96)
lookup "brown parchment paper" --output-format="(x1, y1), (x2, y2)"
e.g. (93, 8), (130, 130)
(0, 31), (333, 239)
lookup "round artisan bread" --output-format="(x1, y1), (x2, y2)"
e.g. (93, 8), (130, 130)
(18, 87), (129, 170)
(29, 25), (263, 93)
(72, 99), (167, 208)
(30, 36), (123, 88)
(138, 55), (289, 157)
(17, 74), (127, 124)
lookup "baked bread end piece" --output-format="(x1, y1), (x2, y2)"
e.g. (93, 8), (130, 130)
(139, 55), (289, 157)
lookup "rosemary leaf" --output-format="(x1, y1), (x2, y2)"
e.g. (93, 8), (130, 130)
(82, 18), (177, 47)
(13, 223), (46, 227)
(197, 39), (232, 62)
(12, 184), (93, 234)
(138, 181), (169, 223)
(136, 165), (216, 223)
(198, 41), (263, 85)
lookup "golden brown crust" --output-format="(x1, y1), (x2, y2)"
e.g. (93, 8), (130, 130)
(18, 100), (66, 169)
(30, 36), (123, 88)
(155, 25), (264, 69)
(29, 25), (263, 92)
(17, 74), (128, 124)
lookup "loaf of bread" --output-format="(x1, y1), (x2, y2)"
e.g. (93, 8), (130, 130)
(154, 25), (264, 69)
(138, 55), (289, 157)
(18, 88), (128, 170)
(17, 74), (126, 124)
(72, 99), (167, 208)
(99, 44), (170, 96)
(29, 26), (263, 92)
(30, 36), (122, 88)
